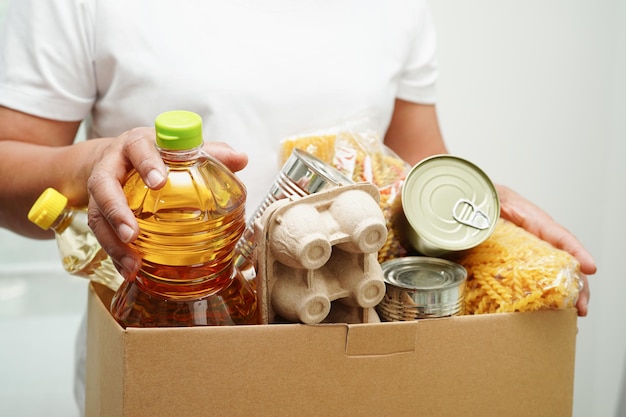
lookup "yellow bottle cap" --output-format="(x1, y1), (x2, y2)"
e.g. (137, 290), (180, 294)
(27, 188), (68, 230)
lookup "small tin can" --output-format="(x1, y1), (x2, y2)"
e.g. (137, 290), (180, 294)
(377, 257), (467, 320)
(401, 155), (500, 256)
(237, 148), (353, 260)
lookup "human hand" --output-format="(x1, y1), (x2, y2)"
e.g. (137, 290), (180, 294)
(495, 184), (597, 316)
(87, 127), (248, 280)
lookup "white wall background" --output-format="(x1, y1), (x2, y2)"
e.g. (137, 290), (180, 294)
(0, 1), (624, 417)
(429, 1), (626, 416)
(0, 3), (86, 417)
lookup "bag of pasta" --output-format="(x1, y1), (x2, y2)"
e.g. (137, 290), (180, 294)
(279, 117), (411, 263)
(454, 218), (582, 314)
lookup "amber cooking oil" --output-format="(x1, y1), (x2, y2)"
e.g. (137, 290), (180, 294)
(110, 110), (257, 327)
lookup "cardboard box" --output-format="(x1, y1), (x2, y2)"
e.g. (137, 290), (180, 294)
(85, 282), (577, 417)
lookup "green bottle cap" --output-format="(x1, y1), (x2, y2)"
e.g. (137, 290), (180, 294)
(154, 110), (203, 150)
(28, 188), (69, 230)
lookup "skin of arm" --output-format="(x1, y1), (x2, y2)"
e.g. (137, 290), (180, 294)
(0, 104), (247, 259)
(0, 106), (113, 238)
(383, 99), (596, 316)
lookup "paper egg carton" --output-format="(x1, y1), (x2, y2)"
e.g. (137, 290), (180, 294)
(254, 183), (388, 324)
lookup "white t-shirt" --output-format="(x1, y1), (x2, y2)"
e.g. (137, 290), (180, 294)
(0, 0), (438, 211)
(0, 0), (438, 414)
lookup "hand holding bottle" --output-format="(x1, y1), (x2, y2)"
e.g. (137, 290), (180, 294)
(106, 110), (257, 327)
(87, 125), (248, 281)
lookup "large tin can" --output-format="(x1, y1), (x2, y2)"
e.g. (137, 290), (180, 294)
(400, 154), (500, 256)
(377, 256), (467, 320)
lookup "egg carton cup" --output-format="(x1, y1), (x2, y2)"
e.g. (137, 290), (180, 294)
(254, 183), (388, 324)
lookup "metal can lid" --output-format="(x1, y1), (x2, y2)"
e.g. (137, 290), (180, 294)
(381, 256), (466, 292)
(401, 155), (500, 252)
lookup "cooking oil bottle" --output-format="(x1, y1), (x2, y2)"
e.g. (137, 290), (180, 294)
(110, 110), (257, 327)
(28, 188), (124, 291)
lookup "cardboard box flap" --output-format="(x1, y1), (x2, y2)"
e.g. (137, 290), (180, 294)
(345, 321), (419, 357)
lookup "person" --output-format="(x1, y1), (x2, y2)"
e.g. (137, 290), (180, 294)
(0, 0), (597, 414)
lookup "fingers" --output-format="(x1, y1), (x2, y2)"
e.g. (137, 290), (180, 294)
(87, 127), (164, 275)
(88, 128), (163, 242)
(496, 184), (597, 274)
(87, 164), (137, 245)
(518, 207), (597, 275)
(86, 127), (249, 278)
(121, 127), (167, 189)
(536, 221), (597, 276)
(88, 196), (140, 280)
(576, 273), (590, 317)
(203, 141), (248, 172)
(495, 184), (596, 317)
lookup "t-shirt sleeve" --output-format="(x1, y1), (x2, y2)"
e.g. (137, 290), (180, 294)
(395, 0), (438, 105)
(0, 0), (96, 121)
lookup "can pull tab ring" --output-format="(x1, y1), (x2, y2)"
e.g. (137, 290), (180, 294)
(452, 198), (490, 230)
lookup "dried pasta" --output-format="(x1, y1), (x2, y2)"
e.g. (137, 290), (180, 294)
(376, 182), (409, 263)
(455, 219), (582, 314)
(279, 133), (336, 166)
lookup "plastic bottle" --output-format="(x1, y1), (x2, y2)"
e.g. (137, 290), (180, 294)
(110, 110), (257, 327)
(28, 188), (124, 291)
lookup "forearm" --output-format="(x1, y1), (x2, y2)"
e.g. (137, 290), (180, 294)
(0, 138), (113, 238)
(384, 100), (448, 166)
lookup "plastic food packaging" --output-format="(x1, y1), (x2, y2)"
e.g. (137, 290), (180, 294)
(111, 110), (257, 327)
(28, 187), (123, 291)
(279, 117), (411, 264)
(453, 219), (582, 314)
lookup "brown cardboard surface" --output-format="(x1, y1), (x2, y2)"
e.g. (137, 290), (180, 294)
(86, 283), (577, 417)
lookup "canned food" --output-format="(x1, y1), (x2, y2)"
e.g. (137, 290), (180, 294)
(237, 148), (353, 260)
(401, 155), (500, 256)
(377, 257), (467, 320)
